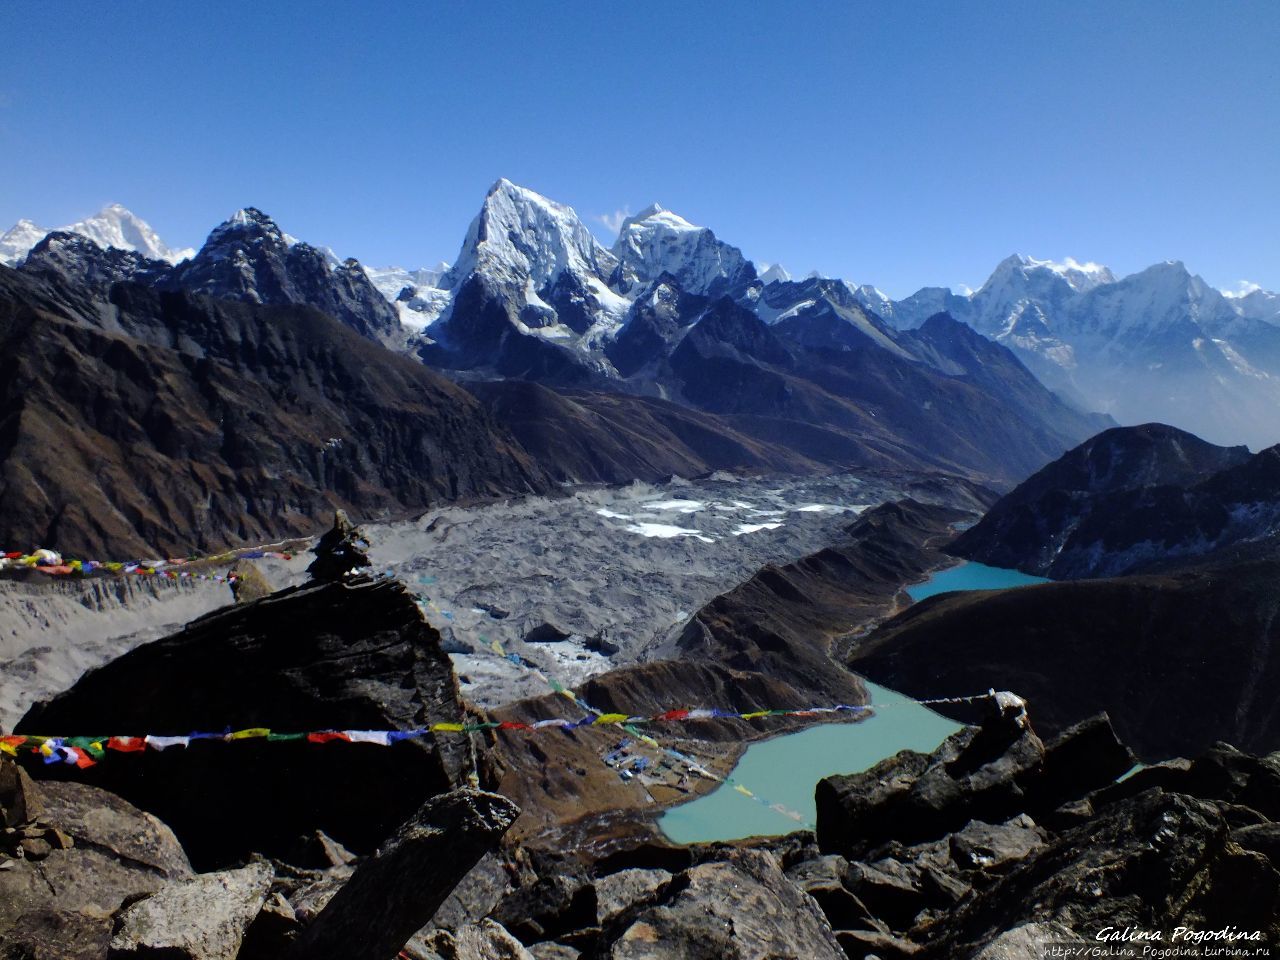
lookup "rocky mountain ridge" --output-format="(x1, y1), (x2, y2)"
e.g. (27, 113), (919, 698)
(952, 422), (1280, 577)
(0, 203), (194, 266)
(863, 254), (1280, 448)
(0, 264), (549, 557)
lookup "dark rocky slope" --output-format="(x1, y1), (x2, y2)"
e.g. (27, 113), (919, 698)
(951, 422), (1279, 577)
(672, 499), (985, 697)
(496, 297), (1111, 492)
(661, 300), (1111, 487)
(16, 576), (482, 869)
(847, 541), (1280, 760)
(809, 710), (1280, 957)
(0, 266), (548, 556)
(466, 380), (828, 482)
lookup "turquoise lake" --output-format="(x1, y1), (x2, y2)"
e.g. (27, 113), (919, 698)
(658, 562), (1048, 844)
(905, 560), (1049, 601)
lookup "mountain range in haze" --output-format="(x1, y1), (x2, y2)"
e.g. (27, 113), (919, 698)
(3, 184), (1278, 453)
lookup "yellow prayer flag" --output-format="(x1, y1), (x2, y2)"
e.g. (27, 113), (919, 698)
(733, 784), (754, 798)
(431, 723), (465, 732)
(593, 713), (630, 725)
(227, 728), (271, 740)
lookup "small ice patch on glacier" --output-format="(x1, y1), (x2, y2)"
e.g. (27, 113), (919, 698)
(625, 522), (715, 543)
(733, 522), (785, 536)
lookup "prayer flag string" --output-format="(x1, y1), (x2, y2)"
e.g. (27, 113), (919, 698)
(0, 544), (298, 581)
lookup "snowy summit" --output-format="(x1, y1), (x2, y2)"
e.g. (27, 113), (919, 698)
(0, 204), (194, 266)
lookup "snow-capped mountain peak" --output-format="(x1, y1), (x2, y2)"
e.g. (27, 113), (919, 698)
(205, 207), (286, 247)
(617, 203), (698, 236)
(440, 178), (618, 292)
(0, 219), (49, 266)
(979, 253), (1116, 299)
(364, 261), (450, 300)
(1228, 287), (1280, 325)
(757, 262), (792, 285)
(852, 283), (895, 319)
(1021, 255), (1115, 291)
(0, 205), (193, 266)
(610, 200), (753, 296)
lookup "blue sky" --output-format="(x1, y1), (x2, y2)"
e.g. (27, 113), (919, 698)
(2, 0), (1276, 297)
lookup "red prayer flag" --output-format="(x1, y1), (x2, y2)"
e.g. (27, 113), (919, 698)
(107, 737), (147, 752)
(72, 749), (97, 769)
(307, 732), (352, 744)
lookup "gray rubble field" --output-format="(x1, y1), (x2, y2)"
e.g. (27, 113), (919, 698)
(364, 473), (917, 706)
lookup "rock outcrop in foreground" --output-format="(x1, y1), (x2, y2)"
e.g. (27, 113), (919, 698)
(1, 757), (192, 959)
(17, 575), (480, 868)
(5, 568), (1279, 958)
(449, 711), (1278, 958)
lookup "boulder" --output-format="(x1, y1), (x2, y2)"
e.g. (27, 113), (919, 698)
(108, 861), (274, 960)
(1092, 743), (1280, 821)
(17, 576), (478, 868)
(0, 910), (115, 960)
(1028, 713), (1136, 809)
(834, 929), (921, 959)
(816, 713), (1140, 863)
(594, 868), (673, 927)
(0, 764), (190, 959)
(406, 919), (535, 960)
(930, 788), (1280, 954)
(285, 829), (357, 869)
(1232, 822), (1280, 864)
(528, 944), (581, 960)
(289, 789), (520, 960)
(451, 921), (536, 960)
(606, 849), (845, 960)
(423, 852), (517, 933)
(0, 760), (43, 827)
(948, 816), (1047, 873)
(490, 872), (598, 944)
(228, 560), (274, 604)
(785, 856), (884, 932)
(843, 859), (927, 931)
(967, 922), (1083, 959)
(816, 712), (1046, 860)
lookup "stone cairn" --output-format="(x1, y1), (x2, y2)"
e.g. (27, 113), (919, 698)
(307, 510), (373, 583)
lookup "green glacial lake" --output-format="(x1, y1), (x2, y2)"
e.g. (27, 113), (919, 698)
(659, 563), (1048, 843)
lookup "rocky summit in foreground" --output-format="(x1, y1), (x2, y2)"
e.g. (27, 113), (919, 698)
(16, 573), (484, 869)
(5, 690), (1278, 959)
